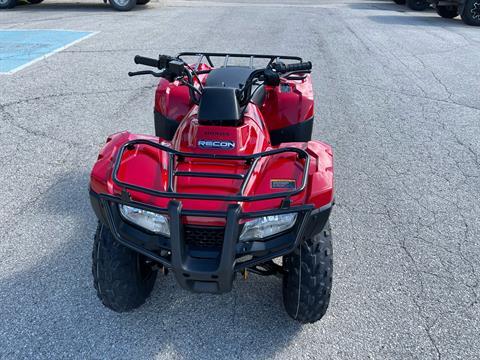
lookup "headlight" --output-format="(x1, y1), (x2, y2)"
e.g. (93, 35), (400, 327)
(239, 213), (297, 242)
(119, 205), (170, 236)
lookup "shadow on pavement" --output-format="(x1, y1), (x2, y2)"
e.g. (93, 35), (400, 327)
(0, 170), (302, 359)
(368, 14), (467, 28)
(348, 1), (410, 11)
(350, 0), (469, 28)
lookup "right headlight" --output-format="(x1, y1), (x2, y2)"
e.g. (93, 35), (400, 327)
(119, 204), (170, 236)
(239, 213), (297, 242)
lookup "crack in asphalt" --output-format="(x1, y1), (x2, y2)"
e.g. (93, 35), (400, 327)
(0, 103), (93, 148)
(0, 85), (156, 148)
(0, 85), (156, 108)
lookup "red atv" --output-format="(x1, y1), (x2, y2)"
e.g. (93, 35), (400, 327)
(89, 53), (334, 323)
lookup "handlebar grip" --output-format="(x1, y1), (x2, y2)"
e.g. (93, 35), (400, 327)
(134, 55), (159, 68)
(284, 61), (312, 73)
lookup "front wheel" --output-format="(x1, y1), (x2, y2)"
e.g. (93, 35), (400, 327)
(282, 222), (333, 323)
(436, 5), (459, 18)
(406, 0), (429, 11)
(0, 0), (16, 9)
(109, 0), (136, 11)
(92, 223), (158, 312)
(461, 0), (480, 26)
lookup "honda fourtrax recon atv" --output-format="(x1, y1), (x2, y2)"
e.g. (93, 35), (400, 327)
(90, 52), (334, 323)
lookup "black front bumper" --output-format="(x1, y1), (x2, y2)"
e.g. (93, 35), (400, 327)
(90, 190), (331, 294)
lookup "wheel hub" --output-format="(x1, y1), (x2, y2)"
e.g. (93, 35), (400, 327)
(472, 1), (480, 20)
(0, 0), (9, 5)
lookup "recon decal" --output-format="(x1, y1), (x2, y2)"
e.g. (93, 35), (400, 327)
(271, 179), (296, 189)
(198, 140), (235, 150)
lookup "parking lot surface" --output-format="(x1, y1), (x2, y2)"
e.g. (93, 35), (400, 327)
(1, 0), (479, 358)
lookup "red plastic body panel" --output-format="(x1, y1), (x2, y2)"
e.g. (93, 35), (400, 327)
(172, 104), (269, 155)
(154, 64), (314, 131)
(260, 76), (314, 130)
(154, 78), (192, 121)
(154, 63), (211, 121)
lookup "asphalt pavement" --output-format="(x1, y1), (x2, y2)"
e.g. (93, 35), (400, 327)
(0, 0), (479, 358)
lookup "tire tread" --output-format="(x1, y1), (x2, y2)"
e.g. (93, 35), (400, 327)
(282, 222), (333, 324)
(92, 223), (157, 312)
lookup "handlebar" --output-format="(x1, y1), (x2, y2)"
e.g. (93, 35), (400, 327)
(272, 61), (312, 74)
(134, 54), (178, 70)
(130, 54), (312, 106)
(134, 55), (159, 68)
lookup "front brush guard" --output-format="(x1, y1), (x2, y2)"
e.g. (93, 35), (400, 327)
(90, 138), (332, 294)
(90, 191), (330, 294)
(168, 201), (241, 293)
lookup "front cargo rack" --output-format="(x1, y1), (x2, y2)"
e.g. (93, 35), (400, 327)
(177, 52), (303, 70)
(112, 139), (310, 203)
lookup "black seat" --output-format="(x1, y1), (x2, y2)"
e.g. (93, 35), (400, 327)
(198, 87), (241, 126)
(204, 66), (265, 109)
(205, 66), (254, 88)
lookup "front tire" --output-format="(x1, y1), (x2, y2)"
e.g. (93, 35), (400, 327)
(461, 0), (480, 26)
(92, 223), (157, 312)
(0, 0), (16, 9)
(436, 5), (458, 18)
(406, 0), (429, 11)
(109, 0), (136, 11)
(282, 222), (333, 323)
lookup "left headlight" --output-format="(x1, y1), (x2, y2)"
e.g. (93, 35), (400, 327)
(119, 205), (170, 236)
(239, 213), (297, 242)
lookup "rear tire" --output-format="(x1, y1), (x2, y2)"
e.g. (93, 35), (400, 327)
(0, 0), (16, 9)
(393, 0), (406, 4)
(406, 0), (429, 11)
(436, 5), (458, 18)
(137, 0), (150, 4)
(282, 221), (333, 324)
(461, 0), (480, 26)
(109, 0), (136, 11)
(92, 222), (157, 312)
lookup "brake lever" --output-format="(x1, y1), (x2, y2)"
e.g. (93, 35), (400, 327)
(285, 75), (308, 81)
(128, 70), (164, 77)
(283, 70), (311, 81)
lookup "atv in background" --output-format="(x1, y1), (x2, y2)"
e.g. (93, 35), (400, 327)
(393, 0), (479, 25)
(393, 0), (431, 11)
(0, 0), (149, 11)
(430, 0), (480, 25)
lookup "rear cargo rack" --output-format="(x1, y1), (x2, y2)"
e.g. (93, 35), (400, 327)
(112, 139), (310, 202)
(177, 52), (303, 70)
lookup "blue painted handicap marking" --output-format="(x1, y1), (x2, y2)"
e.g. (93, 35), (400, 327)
(0, 29), (95, 74)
